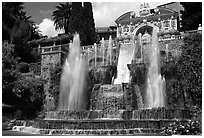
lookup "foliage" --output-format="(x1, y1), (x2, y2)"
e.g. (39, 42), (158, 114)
(3, 2), (40, 42)
(2, 41), (20, 105)
(165, 78), (185, 109)
(2, 2), (41, 63)
(13, 73), (45, 114)
(49, 63), (62, 109)
(2, 2), (24, 41)
(18, 62), (30, 73)
(2, 41), (45, 118)
(69, 2), (96, 46)
(180, 2), (202, 31)
(69, 3), (83, 38)
(162, 120), (202, 135)
(52, 3), (72, 34)
(81, 2), (96, 45)
(177, 33), (202, 107)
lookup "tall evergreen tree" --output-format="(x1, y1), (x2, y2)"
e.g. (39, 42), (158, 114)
(82, 2), (96, 45)
(69, 2), (96, 46)
(69, 2), (83, 35)
(180, 2), (202, 31)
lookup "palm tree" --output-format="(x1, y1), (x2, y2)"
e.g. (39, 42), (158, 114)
(52, 2), (72, 34)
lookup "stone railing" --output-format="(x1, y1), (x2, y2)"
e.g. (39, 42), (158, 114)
(41, 44), (69, 54)
(40, 41), (118, 68)
(184, 29), (202, 35)
(158, 35), (183, 42)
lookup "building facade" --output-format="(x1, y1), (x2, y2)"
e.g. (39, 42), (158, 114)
(115, 3), (180, 38)
(114, 2), (183, 64)
(96, 26), (117, 41)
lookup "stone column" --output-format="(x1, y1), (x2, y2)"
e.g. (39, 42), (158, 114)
(94, 43), (97, 67)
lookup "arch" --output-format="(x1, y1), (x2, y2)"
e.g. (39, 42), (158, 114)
(132, 22), (159, 39)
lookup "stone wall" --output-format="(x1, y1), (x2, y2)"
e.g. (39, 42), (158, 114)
(41, 45), (68, 111)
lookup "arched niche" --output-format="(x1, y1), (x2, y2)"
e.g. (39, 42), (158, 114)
(132, 23), (159, 40)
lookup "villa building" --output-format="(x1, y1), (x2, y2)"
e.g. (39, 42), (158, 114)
(96, 26), (117, 40)
(115, 2), (180, 39)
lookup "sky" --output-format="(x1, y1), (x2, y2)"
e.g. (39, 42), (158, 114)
(23, 2), (167, 38)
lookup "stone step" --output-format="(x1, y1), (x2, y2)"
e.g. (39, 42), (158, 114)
(22, 119), (190, 130)
(45, 109), (191, 120)
(38, 128), (164, 135)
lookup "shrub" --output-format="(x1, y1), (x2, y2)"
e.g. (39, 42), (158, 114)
(177, 33), (202, 107)
(13, 73), (45, 118)
(19, 62), (30, 73)
(162, 120), (202, 135)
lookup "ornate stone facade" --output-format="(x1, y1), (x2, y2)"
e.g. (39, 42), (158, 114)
(115, 3), (182, 64)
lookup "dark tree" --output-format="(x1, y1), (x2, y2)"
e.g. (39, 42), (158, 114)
(2, 2), (41, 63)
(180, 2), (202, 31)
(52, 3), (72, 34)
(2, 42), (45, 118)
(2, 42), (20, 106)
(2, 2), (24, 41)
(3, 2), (40, 42)
(177, 33), (202, 107)
(82, 2), (96, 45)
(69, 2), (96, 46)
(69, 2), (83, 35)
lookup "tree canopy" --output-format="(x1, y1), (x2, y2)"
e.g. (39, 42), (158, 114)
(53, 2), (96, 46)
(2, 42), (45, 118)
(2, 2), (41, 63)
(180, 2), (202, 31)
(2, 3), (45, 118)
(177, 33), (202, 107)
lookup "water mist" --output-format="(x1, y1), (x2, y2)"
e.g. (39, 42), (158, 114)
(58, 34), (87, 110)
(145, 27), (166, 108)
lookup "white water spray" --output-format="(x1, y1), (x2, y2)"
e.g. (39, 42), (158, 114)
(58, 34), (87, 110)
(145, 27), (166, 108)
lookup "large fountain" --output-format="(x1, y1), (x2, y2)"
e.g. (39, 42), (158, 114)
(58, 34), (87, 110)
(12, 28), (191, 135)
(144, 28), (166, 108)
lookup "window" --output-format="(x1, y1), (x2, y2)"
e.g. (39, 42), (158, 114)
(171, 19), (176, 29)
(123, 26), (129, 33)
(163, 19), (170, 30)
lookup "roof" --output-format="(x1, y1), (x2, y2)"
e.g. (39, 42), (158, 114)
(115, 6), (178, 25)
(157, 2), (176, 7)
(96, 26), (117, 33)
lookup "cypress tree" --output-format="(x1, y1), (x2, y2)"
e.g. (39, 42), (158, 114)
(82, 2), (96, 45)
(69, 2), (83, 35)
(69, 2), (96, 46)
